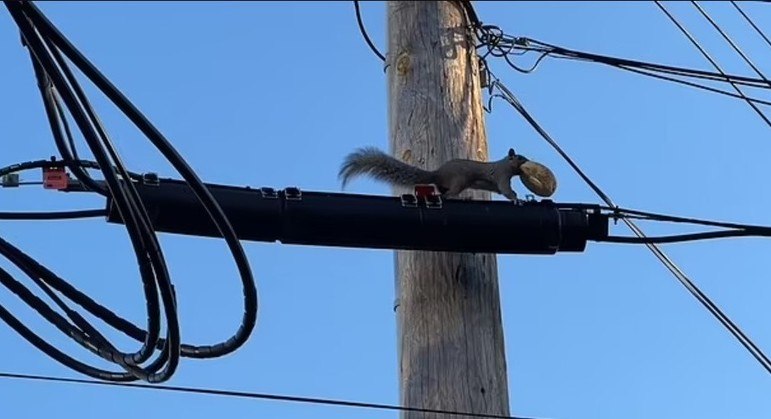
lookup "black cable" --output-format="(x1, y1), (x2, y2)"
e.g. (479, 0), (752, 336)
(1, 0), (258, 383)
(9, 3), (173, 381)
(503, 51), (551, 74)
(611, 63), (771, 107)
(606, 205), (771, 232)
(475, 22), (771, 111)
(601, 230), (759, 244)
(524, 37), (771, 88)
(0, 371), (542, 419)
(691, 1), (770, 84)
(0, 254), (169, 382)
(0, 210), (106, 220)
(0, 158), (140, 181)
(654, 1), (771, 129)
(34, 26), (175, 377)
(22, 0), (257, 359)
(353, 1), (482, 64)
(51, 91), (81, 164)
(28, 52), (107, 195)
(476, 26), (771, 89)
(5, 157), (771, 240)
(488, 75), (771, 376)
(732, 1), (771, 50)
(353, 0), (385, 62)
(34, 0), (252, 345)
(23, 6), (170, 376)
(456, 0), (482, 30)
(489, 79), (614, 205)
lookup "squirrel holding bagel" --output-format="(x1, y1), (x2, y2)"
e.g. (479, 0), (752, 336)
(338, 147), (557, 201)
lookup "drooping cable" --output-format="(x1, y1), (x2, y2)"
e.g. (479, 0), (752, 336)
(8, 3), (177, 382)
(21, 0), (258, 361)
(0, 1), (258, 383)
(353, 0), (385, 62)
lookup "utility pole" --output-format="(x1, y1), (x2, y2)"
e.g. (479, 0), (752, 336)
(387, 2), (511, 418)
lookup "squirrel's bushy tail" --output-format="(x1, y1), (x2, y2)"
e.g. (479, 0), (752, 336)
(339, 147), (436, 189)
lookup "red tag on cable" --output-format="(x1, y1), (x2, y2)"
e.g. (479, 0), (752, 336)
(414, 184), (439, 198)
(43, 167), (68, 190)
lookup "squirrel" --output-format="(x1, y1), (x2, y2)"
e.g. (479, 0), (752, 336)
(338, 147), (533, 201)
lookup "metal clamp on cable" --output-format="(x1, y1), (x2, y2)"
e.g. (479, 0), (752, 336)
(400, 194), (418, 208)
(260, 187), (278, 199)
(284, 186), (302, 201)
(142, 172), (160, 187)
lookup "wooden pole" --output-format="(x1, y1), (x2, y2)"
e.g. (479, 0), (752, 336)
(387, 2), (511, 418)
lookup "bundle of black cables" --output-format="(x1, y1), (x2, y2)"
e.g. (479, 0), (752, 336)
(474, 23), (771, 107)
(1, 1), (257, 383)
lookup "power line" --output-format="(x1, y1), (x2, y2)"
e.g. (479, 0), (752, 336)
(731, 1), (771, 51)
(487, 74), (771, 377)
(7, 155), (771, 244)
(475, 32), (771, 106)
(691, 1), (770, 84)
(600, 230), (759, 244)
(352, 0), (385, 62)
(602, 205), (771, 232)
(654, 1), (771, 129)
(0, 371), (544, 419)
(352, 1), (481, 64)
(0, 210), (106, 220)
(352, 0), (771, 383)
(476, 27), (771, 89)
(607, 63), (771, 106)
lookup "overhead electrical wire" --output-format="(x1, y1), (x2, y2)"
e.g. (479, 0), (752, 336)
(2, 0), (767, 389)
(731, 1), (771, 50)
(352, 0), (385, 62)
(6, 158), (771, 245)
(473, 23), (771, 107)
(344, 0), (771, 376)
(352, 0), (771, 112)
(347, 1), (771, 246)
(691, 1), (770, 85)
(345, 0), (771, 376)
(600, 230), (760, 244)
(654, 0), (771, 128)
(0, 0), (257, 383)
(0, 210), (107, 220)
(352, 0), (483, 65)
(0, 158), (142, 182)
(476, 29), (771, 87)
(0, 371), (543, 419)
(602, 64), (771, 106)
(485, 74), (771, 376)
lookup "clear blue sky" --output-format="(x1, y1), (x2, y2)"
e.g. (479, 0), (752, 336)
(2, 2), (771, 418)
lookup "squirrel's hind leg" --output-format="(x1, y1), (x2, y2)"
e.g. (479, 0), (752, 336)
(441, 179), (468, 199)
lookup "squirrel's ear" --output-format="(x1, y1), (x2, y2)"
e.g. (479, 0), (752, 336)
(508, 148), (516, 158)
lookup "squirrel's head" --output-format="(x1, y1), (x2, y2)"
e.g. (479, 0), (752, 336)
(507, 148), (529, 171)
